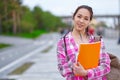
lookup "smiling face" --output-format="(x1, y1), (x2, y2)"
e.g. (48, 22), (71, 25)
(73, 8), (91, 32)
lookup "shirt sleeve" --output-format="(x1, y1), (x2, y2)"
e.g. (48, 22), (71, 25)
(87, 38), (111, 79)
(57, 38), (74, 79)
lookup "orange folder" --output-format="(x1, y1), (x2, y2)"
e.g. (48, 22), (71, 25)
(77, 41), (101, 70)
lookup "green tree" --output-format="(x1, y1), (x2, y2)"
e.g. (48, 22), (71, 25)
(0, 0), (67, 35)
(42, 11), (65, 31)
(32, 6), (44, 30)
(9, 0), (22, 34)
(0, 0), (22, 34)
(20, 6), (36, 33)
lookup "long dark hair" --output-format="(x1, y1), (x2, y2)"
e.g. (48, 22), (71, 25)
(72, 5), (93, 35)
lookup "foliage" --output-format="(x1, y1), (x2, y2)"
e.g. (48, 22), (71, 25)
(9, 62), (33, 75)
(20, 7), (36, 33)
(32, 6), (44, 30)
(14, 30), (47, 39)
(0, 43), (11, 49)
(0, 0), (67, 37)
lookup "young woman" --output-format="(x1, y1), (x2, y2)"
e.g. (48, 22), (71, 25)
(57, 5), (111, 80)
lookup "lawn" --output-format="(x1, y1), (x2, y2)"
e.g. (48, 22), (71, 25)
(0, 43), (11, 49)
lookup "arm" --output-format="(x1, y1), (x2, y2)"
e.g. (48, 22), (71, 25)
(57, 38), (74, 79)
(87, 38), (111, 79)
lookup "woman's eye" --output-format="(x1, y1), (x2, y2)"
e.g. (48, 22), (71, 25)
(85, 18), (88, 20)
(77, 16), (81, 18)
(84, 18), (89, 20)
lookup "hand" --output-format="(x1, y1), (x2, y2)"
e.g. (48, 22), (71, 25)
(72, 62), (87, 76)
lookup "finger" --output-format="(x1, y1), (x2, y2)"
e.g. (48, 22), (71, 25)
(72, 64), (76, 70)
(72, 66), (75, 70)
(77, 62), (85, 70)
(73, 64), (79, 71)
(73, 63), (76, 66)
(73, 70), (76, 75)
(77, 62), (85, 69)
(77, 62), (81, 66)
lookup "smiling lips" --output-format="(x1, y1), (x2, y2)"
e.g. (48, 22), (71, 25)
(77, 24), (84, 28)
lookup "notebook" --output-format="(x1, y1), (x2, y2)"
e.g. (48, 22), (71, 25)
(77, 41), (101, 70)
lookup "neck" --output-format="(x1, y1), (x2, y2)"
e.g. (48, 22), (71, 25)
(72, 28), (86, 38)
(72, 29), (88, 43)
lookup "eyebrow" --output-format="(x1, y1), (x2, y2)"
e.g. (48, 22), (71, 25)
(77, 14), (89, 18)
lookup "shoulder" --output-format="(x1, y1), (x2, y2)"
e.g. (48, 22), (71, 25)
(89, 35), (100, 42)
(93, 35), (106, 49)
(60, 31), (72, 40)
(57, 32), (72, 46)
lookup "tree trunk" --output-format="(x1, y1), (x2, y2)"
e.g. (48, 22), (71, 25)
(12, 10), (17, 34)
(4, 0), (8, 20)
(0, 16), (2, 34)
(17, 12), (21, 33)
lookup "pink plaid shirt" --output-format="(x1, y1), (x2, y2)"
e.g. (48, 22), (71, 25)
(57, 32), (111, 80)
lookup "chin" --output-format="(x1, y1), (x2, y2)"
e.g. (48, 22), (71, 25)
(77, 27), (84, 31)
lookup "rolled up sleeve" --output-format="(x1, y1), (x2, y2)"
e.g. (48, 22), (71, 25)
(87, 39), (111, 79)
(57, 39), (73, 78)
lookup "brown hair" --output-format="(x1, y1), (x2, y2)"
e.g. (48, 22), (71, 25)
(72, 5), (93, 35)
(73, 5), (93, 21)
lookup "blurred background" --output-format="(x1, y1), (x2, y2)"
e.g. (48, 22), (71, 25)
(0, 0), (120, 80)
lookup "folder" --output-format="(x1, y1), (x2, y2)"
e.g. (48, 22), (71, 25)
(77, 41), (101, 70)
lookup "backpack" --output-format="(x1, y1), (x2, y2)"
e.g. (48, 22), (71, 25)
(94, 36), (120, 80)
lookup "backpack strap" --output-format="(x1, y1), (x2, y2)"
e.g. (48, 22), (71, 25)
(63, 32), (70, 61)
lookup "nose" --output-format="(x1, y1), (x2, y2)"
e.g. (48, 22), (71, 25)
(79, 18), (84, 23)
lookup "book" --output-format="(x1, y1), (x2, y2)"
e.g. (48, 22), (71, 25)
(77, 41), (101, 70)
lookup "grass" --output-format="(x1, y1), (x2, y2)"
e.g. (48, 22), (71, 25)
(0, 43), (11, 49)
(17, 30), (47, 39)
(2, 30), (47, 39)
(9, 62), (34, 75)
(41, 45), (53, 53)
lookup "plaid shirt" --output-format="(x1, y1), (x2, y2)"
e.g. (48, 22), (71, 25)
(57, 32), (111, 80)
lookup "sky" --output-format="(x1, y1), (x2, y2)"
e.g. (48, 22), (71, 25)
(22, 0), (120, 16)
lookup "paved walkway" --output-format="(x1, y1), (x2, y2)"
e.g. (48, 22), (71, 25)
(0, 35), (34, 46)
(103, 38), (120, 58)
(7, 34), (65, 80)
(3, 34), (120, 80)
